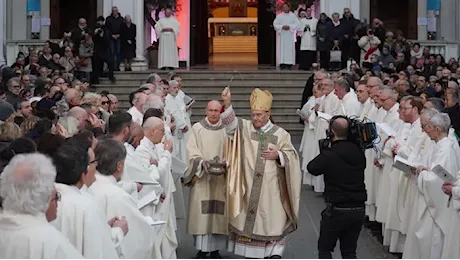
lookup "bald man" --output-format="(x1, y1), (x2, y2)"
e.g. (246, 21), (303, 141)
(65, 88), (82, 108)
(68, 106), (89, 131)
(135, 117), (178, 259)
(308, 116), (366, 259)
(184, 100), (229, 258)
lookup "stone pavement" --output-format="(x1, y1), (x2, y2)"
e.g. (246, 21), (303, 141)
(176, 137), (396, 259)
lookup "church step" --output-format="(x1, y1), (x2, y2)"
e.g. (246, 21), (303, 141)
(99, 79), (308, 86)
(110, 71), (312, 80)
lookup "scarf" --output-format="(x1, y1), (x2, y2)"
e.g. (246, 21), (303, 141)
(364, 46), (378, 60)
(410, 49), (423, 59)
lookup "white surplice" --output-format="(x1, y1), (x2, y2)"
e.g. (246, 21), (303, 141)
(89, 173), (154, 259)
(309, 90), (340, 192)
(300, 95), (318, 183)
(375, 103), (405, 224)
(338, 92), (361, 117)
(273, 11), (299, 65)
(403, 137), (460, 259)
(298, 17), (318, 51)
(442, 183), (460, 258)
(364, 104), (386, 221)
(155, 16), (180, 68)
(165, 93), (192, 162)
(127, 106), (144, 126)
(52, 183), (121, 258)
(136, 137), (178, 259)
(0, 212), (83, 259)
(382, 118), (423, 253)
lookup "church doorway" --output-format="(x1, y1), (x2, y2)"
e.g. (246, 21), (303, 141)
(190, 0), (275, 67)
(50, 0), (98, 39)
(370, 0), (417, 39)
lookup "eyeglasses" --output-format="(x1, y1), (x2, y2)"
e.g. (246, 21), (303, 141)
(88, 159), (98, 167)
(102, 101), (111, 105)
(52, 192), (61, 202)
(12, 85), (20, 89)
(399, 106), (413, 111)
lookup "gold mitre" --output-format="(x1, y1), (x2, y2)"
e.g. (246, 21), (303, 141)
(250, 88), (273, 111)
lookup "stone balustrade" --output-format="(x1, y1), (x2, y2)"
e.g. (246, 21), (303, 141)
(5, 39), (53, 65)
(415, 40), (460, 60)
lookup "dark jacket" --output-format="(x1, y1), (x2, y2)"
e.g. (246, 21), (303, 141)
(93, 24), (111, 56)
(307, 139), (367, 207)
(446, 102), (460, 139)
(106, 14), (124, 35)
(316, 18), (333, 51)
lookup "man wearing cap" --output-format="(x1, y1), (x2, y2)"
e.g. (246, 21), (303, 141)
(0, 100), (15, 123)
(220, 87), (301, 259)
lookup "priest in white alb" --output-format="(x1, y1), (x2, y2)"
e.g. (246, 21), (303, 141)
(403, 111), (460, 259)
(136, 117), (179, 259)
(273, 3), (299, 70)
(155, 7), (180, 69)
(441, 179), (460, 259)
(220, 87), (302, 259)
(334, 78), (361, 117)
(300, 84), (323, 184)
(51, 144), (124, 258)
(0, 153), (83, 259)
(89, 139), (155, 259)
(184, 100), (229, 259)
(310, 78), (340, 193)
(297, 7), (318, 70)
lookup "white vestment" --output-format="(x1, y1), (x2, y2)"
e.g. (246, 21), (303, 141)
(89, 173), (154, 259)
(52, 183), (121, 258)
(165, 93), (192, 162)
(155, 16), (180, 68)
(0, 212), (83, 259)
(442, 183), (460, 258)
(403, 137), (460, 259)
(136, 137), (179, 259)
(375, 103), (404, 224)
(300, 96), (318, 183)
(382, 118), (423, 253)
(273, 12), (299, 65)
(338, 92), (361, 117)
(127, 106), (144, 126)
(298, 17), (318, 51)
(364, 104), (386, 221)
(309, 90), (340, 192)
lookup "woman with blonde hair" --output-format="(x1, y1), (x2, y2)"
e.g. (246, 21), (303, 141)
(19, 116), (40, 135)
(0, 123), (21, 143)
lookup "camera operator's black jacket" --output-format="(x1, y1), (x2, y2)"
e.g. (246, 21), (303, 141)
(307, 139), (367, 207)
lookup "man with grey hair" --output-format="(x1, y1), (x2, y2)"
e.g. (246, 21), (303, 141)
(136, 117), (178, 258)
(147, 73), (162, 84)
(0, 153), (83, 258)
(6, 77), (21, 106)
(374, 86), (404, 227)
(334, 78), (360, 116)
(143, 94), (165, 113)
(89, 139), (155, 258)
(404, 112), (460, 259)
(107, 94), (119, 112)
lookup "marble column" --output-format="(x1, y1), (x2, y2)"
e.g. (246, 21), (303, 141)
(320, 0), (360, 19)
(132, 0), (147, 70)
(0, 0), (5, 65)
(360, 0), (370, 23)
(417, 0), (427, 40)
(439, 0), (456, 41)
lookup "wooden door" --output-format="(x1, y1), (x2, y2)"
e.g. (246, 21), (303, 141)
(50, 0), (60, 39)
(190, 0), (209, 66)
(50, 0), (97, 39)
(257, 1), (275, 66)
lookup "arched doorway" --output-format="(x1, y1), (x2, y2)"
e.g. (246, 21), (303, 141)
(50, 0), (98, 39)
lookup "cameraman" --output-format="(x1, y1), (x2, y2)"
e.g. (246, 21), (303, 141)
(307, 116), (366, 259)
(93, 16), (115, 84)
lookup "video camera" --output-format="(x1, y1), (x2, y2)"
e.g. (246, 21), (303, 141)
(319, 116), (378, 152)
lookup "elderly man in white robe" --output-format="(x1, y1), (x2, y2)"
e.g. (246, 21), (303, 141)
(297, 7), (317, 70)
(51, 144), (127, 258)
(380, 96), (424, 253)
(136, 117), (179, 259)
(0, 153), (83, 259)
(334, 78), (361, 117)
(155, 7), (180, 69)
(309, 78), (340, 193)
(184, 100), (229, 259)
(374, 87), (405, 226)
(403, 111), (460, 259)
(273, 3), (299, 70)
(127, 91), (148, 125)
(300, 84), (323, 183)
(89, 139), (155, 259)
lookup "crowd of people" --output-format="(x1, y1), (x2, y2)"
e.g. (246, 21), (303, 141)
(0, 59), (301, 259)
(299, 53), (460, 259)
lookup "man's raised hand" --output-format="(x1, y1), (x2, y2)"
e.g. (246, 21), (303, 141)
(221, 87), (231, 108)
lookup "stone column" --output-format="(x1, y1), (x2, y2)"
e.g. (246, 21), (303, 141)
(132, 0), (147, 71)
(0, 0), (5, 65)
(439, 0), (456, 41)
(418, 0), (427, 40)
(40, 0), (50, 40)
(360, 0), (370, 23)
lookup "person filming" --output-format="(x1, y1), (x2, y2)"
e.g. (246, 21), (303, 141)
(307, 116), (367, 259)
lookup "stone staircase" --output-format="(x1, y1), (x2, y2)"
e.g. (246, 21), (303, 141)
(94, 70), (311, 137)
